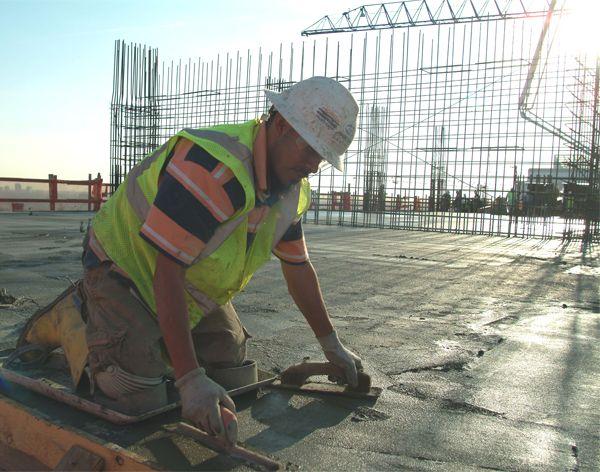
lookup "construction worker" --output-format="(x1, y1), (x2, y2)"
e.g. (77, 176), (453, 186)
(18, 77), (362, 444)
(506, 188), (516, 215)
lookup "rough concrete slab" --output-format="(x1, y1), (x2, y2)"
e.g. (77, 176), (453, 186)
(0, 212), (598, 471)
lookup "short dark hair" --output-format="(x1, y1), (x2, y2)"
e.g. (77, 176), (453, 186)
(265, 105), (278, 128)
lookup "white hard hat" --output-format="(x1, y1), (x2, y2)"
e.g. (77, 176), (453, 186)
(265, 76), (358, 171)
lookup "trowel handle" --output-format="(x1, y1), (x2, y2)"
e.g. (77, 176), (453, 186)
(177, 422), (281, 470)
(280, 362), (371, 391)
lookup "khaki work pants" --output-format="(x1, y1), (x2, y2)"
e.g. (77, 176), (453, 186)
(81, 262), (249, 380)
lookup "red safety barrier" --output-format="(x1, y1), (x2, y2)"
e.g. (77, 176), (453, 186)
(331, 191), (351, 211)
(0, 174), (108, 212)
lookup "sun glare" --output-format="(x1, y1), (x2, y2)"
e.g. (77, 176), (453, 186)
(557, 0), (600, 59)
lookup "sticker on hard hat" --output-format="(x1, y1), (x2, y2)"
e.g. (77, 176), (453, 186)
(316, 107), (340, 130)
(332, 130), (349, 145)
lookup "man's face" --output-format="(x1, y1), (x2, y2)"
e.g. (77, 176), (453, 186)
(267, 117), (323, 190)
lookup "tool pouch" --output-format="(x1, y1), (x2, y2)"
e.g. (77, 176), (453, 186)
(16, 281), (89, 389)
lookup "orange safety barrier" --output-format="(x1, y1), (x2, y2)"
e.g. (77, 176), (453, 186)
(0, 174), (108, 212)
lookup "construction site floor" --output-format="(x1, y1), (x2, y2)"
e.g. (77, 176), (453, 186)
(0, 212), (598, 471)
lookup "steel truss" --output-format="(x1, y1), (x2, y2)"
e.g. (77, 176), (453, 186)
(302, 0), (559, 36)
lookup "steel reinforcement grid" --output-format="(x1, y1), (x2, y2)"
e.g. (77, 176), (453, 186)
(109, 1), (599, 241)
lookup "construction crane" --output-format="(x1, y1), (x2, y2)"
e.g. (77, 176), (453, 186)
(301, 0), (560, 36)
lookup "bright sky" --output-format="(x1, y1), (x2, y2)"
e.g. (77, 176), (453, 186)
(1, 0), (596, 183)
(0, 0), (352, 180)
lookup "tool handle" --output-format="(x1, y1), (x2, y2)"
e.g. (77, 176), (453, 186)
(280, 361), (371, 391)
(282, 361), (343, 382)
(177, 422), (281, 471)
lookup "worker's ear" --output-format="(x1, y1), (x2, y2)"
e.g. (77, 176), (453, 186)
(273, 113), (292, 136)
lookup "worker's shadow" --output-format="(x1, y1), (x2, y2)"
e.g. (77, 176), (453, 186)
(243, 389), (353, 453)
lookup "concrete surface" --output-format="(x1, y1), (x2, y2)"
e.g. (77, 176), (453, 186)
(0, 212), (598, 471)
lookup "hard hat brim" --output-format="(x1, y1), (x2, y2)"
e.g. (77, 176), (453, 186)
(264, 88), (344, 172)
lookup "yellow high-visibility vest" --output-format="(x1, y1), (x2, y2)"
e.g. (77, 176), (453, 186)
(92, 120), (311, 326)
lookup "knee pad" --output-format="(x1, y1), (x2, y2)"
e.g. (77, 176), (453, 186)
(94, 364), (164, 399)
(93, 364), (168, 414)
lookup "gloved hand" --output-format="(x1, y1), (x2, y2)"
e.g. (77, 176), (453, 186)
(317, 330), (363, 388)
(175, 367), (237, 444)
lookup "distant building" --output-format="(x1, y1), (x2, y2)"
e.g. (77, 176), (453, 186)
(527, 156), (582, 190)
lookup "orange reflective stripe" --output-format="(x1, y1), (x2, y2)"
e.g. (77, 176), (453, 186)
(168, 137), (236, 220)
(212, 163), (235, 186)
(273, 239), (308, 263)
(141, 224), (194, 265)
(172, 138), (194, 162)
(273, 250), (309, 263)
(166, 162), (233, 221)
(166, 161), (235, 223)
(211, 163), (225, 178)
(141, 207), (206, 265)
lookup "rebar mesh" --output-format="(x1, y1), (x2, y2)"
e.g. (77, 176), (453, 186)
(110, 9), (599, 241)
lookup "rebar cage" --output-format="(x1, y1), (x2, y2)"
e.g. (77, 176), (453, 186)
(110, 1), (599, 241)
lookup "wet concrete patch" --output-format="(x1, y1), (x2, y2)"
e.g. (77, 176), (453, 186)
(389, 382), (506, 418)
(388, 359), (470, 375)
(350, 406), (390, 422)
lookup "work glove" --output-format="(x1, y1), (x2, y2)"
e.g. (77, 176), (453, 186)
(317, 330), (363, 388)
(175, 367), (237, 444)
